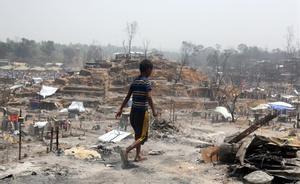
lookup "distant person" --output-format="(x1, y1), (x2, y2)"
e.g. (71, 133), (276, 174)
(116, 59), (157, 168)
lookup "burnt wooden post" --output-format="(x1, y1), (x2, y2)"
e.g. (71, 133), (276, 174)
(61, 121), (64, 138)
(56, 126), (59, 150)
(50, 127), (54, 152)
(297, 113), (300, 129)
(18, 121), (21, 160)
(172, 102), (175, 122)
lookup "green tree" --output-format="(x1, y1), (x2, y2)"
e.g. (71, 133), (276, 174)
(86, 45), (102, 62)
(15, 38), (37, 59)
(41, 41), (55, 62)
(63, 47), (76, 64)
(0, 42), (10, 58)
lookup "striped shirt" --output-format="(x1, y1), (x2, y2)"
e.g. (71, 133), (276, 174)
(130, 76), (152, 110)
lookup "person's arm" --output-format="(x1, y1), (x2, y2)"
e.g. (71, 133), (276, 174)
(148, 91), (157, 117)
(115, 88), (132, 119)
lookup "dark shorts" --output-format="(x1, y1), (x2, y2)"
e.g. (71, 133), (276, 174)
(130, 108), (149, 144)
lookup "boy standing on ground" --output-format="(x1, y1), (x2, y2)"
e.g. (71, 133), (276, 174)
(116, 59), (157, 167)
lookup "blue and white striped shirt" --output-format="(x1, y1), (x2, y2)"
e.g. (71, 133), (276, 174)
(130, 76), (152, 110)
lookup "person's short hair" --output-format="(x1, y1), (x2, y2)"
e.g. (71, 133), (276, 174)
(139, 59), (153, 73)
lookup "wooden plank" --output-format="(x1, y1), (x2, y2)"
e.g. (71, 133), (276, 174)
(228, 113), (278, 144)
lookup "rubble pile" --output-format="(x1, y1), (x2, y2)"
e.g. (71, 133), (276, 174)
(58, 69), (108, 87)
(151, 119), (179, 135)
(40, 165), (70, 177)
(92, 144), (113, 156)
(230, 135), (300, 182)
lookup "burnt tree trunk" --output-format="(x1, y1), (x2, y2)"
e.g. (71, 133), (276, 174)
(226, 94), (240, 123)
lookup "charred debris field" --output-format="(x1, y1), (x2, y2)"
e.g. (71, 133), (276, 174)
(0, 53), (300, 184)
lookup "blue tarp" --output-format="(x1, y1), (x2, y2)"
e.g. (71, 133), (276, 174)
(268, 104), (294, 111)
(268, 102), (295, 111)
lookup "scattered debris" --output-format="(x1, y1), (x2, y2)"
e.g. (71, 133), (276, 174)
(41, 164), (70, 177)
(231, 135), (300, 181)
(3, 133), (18, 144)
(64, 146), (102, 160)
(195, 140), (214, 148)
(78, 136), (86, 140)
(0, 174), (13, 180)
(148, 150), (164, 156)
(92, 124), (101, 130)
(151, 119), (178, 134)
(91, 144), (112, 156)
(105, 164), (115, 168)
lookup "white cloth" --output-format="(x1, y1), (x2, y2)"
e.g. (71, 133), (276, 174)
(214, 106), (232, 119)
(38, 85), (58, 98)
(68, 101), (86, 112)
(34, 121), (48, 128)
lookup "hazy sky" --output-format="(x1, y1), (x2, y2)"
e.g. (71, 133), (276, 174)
(0, 0), (299, 51)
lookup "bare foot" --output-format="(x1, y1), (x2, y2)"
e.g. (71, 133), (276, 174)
(134, 155), (147, 162)
(120, 149), (129, 168)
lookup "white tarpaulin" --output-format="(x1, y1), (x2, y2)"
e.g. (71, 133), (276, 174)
(251, 104), (270, 111)
(38, 85), (58, 98)
(33, 121), (48, 128)
(214, 106), (232, 119)
(98, 130), (131, 143)
(68, 101), (86, 112)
